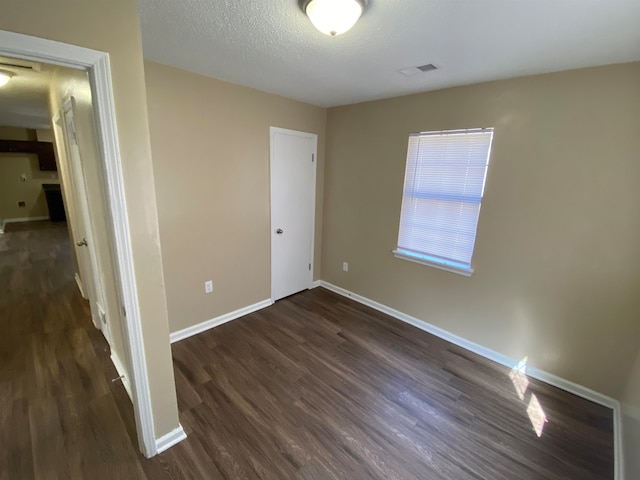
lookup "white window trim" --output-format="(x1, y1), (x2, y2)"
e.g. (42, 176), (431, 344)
(392, 249), (474, 277)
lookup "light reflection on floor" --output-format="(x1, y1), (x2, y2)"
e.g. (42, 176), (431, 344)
(509, 356), (529, 400)
(509, 357), (548, 437)
(527, 394), (548, 437)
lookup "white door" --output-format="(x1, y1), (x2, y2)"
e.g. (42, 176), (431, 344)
(270, 127), (317, 301)
(60, 98), (111, 344)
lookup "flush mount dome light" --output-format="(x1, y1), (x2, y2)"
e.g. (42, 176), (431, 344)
(300, 0), (369, 36)
(0, 71), (13, 87)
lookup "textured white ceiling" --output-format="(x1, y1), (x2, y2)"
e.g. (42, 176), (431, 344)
(0, 58), (53, 129)
(138, 0), (640, 107)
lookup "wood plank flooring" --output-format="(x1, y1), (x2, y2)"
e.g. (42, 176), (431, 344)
(1, 221), (614, 479)
(0, 221), (149, 480)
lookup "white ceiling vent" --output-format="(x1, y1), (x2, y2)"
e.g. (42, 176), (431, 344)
(399, 63), (438, 77)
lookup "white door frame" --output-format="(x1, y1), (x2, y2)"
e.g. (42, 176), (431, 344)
(269, 126), (317, 303)
(0, 30), (157, 457)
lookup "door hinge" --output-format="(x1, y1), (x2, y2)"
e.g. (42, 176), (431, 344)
(121, 305), (126, 317)
(312, 154), (315, 162)
(309, 263), (311, 271)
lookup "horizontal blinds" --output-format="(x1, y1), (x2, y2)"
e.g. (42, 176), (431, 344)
(397, 128), (493, 268)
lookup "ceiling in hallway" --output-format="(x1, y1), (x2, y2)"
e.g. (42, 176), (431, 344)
(0, 57), (54, 129)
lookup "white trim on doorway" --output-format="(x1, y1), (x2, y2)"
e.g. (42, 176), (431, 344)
(0, 30), (159, 457)
(156, 425), (187, 455)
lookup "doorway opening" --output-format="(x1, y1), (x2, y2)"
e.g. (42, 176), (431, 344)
(0, 30), (158, 457)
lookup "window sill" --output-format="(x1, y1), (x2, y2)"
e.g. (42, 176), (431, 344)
(392, 250), (474, 277)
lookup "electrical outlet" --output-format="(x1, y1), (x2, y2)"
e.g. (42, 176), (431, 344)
(18, 201), (26, 208)
(204, 280), (213, 294)
(343, 262), (349, 272)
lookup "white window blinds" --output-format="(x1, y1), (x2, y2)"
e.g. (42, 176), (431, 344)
(394, 128), (494, 275)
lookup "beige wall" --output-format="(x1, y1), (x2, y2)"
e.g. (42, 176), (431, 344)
(0, 126), (59, 220)
(623, 349), (640, 479)
(144, 61), (327, 334)
(0, 126), (34, 141)
(322, 62), (640, 398)
(0, 0), (179, 438)
(36, 128), (53, 142)
(48, 67), (128, 383)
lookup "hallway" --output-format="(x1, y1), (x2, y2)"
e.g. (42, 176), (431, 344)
(0, 221), (147, 479)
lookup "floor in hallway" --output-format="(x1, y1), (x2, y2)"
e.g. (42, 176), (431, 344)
(0, 220), (150, 479)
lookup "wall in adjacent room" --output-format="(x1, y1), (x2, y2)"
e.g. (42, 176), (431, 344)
(0, 126), (58, 220)
(322, 62), (640, 398)
(144, 60), (327, 334)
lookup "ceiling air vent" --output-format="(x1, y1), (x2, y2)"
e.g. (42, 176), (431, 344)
(417, 63), (437, 72)
(399, 63), (438, 77)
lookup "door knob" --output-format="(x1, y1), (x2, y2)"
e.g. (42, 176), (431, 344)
(276, 228), (284, 234)
(76, 238), (88, 247)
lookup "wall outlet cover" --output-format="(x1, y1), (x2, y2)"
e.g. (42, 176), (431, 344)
(205, 280), (213, 294)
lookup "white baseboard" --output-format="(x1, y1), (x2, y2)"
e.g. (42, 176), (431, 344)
(110, 352), (133, 400)
(3, 216), (50, 223)
(74, 273), (86, 298)
(310, 280), (321, 289)
(318, 280), (622, 479)
(0, 219), (5, 234)
(525, 365), (619, 410)
(319, 281), (616, 406)
(155, 424), (187, 454)
(170, 299), (273, 343)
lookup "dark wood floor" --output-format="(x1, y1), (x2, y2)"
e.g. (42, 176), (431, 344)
(0, 221), (150, 479)
(1, 221), (614, 479)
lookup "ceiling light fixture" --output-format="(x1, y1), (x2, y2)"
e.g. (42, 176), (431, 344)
(300, 0), (369, 37)
(0, 71), (13, 87)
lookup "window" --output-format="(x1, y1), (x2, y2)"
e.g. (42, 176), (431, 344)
(393, 128), (494, 276)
